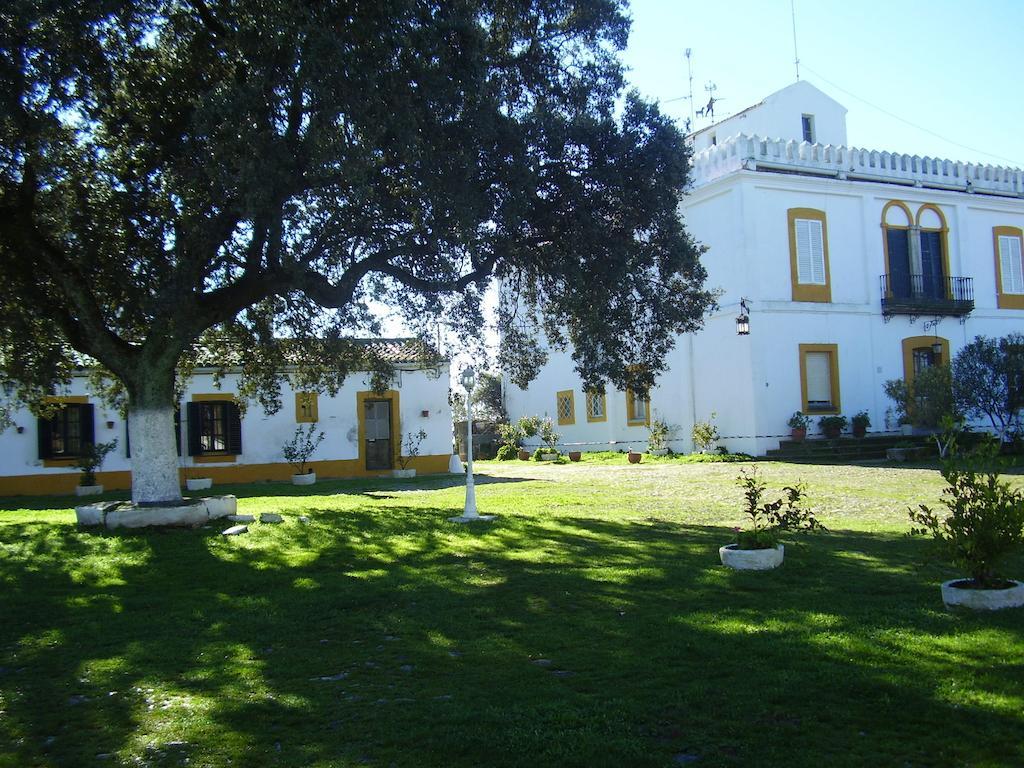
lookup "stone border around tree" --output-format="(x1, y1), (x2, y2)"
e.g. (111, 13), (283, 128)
(76, 495), (237, 530)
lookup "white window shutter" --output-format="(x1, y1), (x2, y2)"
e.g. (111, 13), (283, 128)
(795, 219), (825, 285)
(999, 235), (1024, 294)
(805, 352), (832, 406)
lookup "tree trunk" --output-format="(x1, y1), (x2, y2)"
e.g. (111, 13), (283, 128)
(127, 372), (182, 505)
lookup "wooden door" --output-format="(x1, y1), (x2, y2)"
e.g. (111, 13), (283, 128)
(364, 399), (393, 470)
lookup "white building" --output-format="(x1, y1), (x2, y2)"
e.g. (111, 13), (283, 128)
(505, 81), (1024, 456)
(0, 339), (453, 495)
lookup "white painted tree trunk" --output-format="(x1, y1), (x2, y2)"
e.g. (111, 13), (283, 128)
(128, 406), (183, 504)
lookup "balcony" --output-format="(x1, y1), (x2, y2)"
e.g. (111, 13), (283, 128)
(880, 274), (974, 318)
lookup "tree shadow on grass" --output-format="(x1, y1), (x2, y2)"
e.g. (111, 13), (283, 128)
(0, 507), (1022, 768)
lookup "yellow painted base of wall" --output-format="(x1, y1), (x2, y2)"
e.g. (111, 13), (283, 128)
(0, 454), (453, 497)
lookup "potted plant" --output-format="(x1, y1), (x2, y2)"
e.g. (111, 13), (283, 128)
(884, 379), (914, 435)
(394, 429), (427, 478)
(499, 416), (540, 461)
(818, 414), (847, 439)
(536, 417), (560, 460)
(74, 440), (118, 496)
(568, 451), (582, 462)
(648, 416), (677, 456)
(787, 411), (810, 442)
(851, 410), (870, 438)
(282, 423), (325, 485)
(909, 440), (1024, 610)
(720, 469), (824, 570)
(691, 412), (718, 453)
(627, 447), (642, 464)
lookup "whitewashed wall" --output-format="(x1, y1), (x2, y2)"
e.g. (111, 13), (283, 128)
(690, 81), (847, 153)
(0, 365), (452, 479)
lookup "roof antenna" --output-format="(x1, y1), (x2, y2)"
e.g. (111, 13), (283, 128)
(685, 48), (695, 132)
(790, 0), (800, 81)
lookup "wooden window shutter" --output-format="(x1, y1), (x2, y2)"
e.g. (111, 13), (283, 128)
(37, 417), (53, 459)
(186, 402), (203, 456)
(226, 402), (242, 455)
(80, 404), (96, 446)
(796, 219), (825, 285)
(999, 235), (1024, 294)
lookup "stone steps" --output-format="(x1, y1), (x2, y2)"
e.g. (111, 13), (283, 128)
(766, 435), (935, 464)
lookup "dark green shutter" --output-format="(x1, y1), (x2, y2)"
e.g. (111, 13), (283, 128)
(125, 421), (130, 458)
(80, 404), (95, 447)
(174, 408), (182, 456)
(226, 403), (242, 455)
(186, 402), (203, 456)
(37, 418), (53, 459)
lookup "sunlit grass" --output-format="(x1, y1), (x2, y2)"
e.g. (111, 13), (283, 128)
(0, 460), (1022, 767)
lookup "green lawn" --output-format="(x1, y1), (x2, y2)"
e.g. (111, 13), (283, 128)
(1, 459), (1022, 767)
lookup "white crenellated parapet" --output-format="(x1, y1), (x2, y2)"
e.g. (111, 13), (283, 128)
(689, 133), (1023, 196)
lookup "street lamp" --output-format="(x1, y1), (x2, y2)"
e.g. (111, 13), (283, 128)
(448, 365), (495, 523)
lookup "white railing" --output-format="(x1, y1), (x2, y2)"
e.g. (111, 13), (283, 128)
(689, 134), (1024, 196)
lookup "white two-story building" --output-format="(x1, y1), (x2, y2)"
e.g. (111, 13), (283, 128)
(505, 81), (1024, 455)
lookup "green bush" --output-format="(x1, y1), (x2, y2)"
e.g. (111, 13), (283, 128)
(495, 444), (519, 461)
(734, 469), (824, 550)
(909, 440), (1024, 588)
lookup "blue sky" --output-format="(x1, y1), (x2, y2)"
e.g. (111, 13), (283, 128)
(622, 0), (1024, 168)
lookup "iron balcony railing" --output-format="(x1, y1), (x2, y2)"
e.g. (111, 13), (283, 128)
(879, 274), (974, 317)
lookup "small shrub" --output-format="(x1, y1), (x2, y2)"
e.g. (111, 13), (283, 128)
(533, 446), (559, 460)
(495, 444), (518, 461)
(282, 423), (326, 475)
(692, 412), (719, 452)
(851, 410), (870, 431)
(647, 417), (677, 452)
(734, 469), (824, 550)
(76, 440), (118, 486)
(908, 440), (1024, 589)
(538, 417), (560, 453)
(397, 429), (427, 470)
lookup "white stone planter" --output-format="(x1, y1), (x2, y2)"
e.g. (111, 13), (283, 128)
(901, 424), (915, 436)
(75, 484), (103, 497)
(649, 448), (669, 456)
(292, 472), (316, 486)
(185, 478), (212, 491)
(392, 468), (416, 478)
(719, 543), (785, 570)
(539, 453), (558, 461)
(941, 579), (1024, 610)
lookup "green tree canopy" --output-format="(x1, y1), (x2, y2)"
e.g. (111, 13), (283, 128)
(0, 0), (714, 502)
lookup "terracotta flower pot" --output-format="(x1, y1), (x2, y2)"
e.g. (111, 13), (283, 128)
(518, 449), (530, 461)
(790, 427), (806, 442)
(627, 451), (642, 464)
(568, 451), (582, 462)
(852, 425), (867, 438)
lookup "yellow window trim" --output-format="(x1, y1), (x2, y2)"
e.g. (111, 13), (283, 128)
(356, 389), (401, 472)
(625, 388), (650, 426)
(192, 393), (236, 402)
(798, 343), (841, 415)
(193, 454), (238, 464)
(585, 392), (607, 423)
(44, 395), (89, 404)
(555, 390), (575, 426)
(788, 207), (832, 303)
(901, 336), (950, 388)
(993, 226), (1024, 310)
(295, 391), (319, 423)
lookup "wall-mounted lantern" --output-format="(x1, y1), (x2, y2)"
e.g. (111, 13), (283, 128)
(736, 298), (751, 336)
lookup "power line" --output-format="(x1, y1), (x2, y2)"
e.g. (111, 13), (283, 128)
(802, 64), (1024, 168)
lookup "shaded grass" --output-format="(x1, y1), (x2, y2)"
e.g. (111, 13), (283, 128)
(0, 461), (1022, 767)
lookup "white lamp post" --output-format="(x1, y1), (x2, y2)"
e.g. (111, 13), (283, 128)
(449, 365), (495, 523)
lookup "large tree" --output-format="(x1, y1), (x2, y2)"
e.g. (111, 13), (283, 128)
(0, 0), (713, 504)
